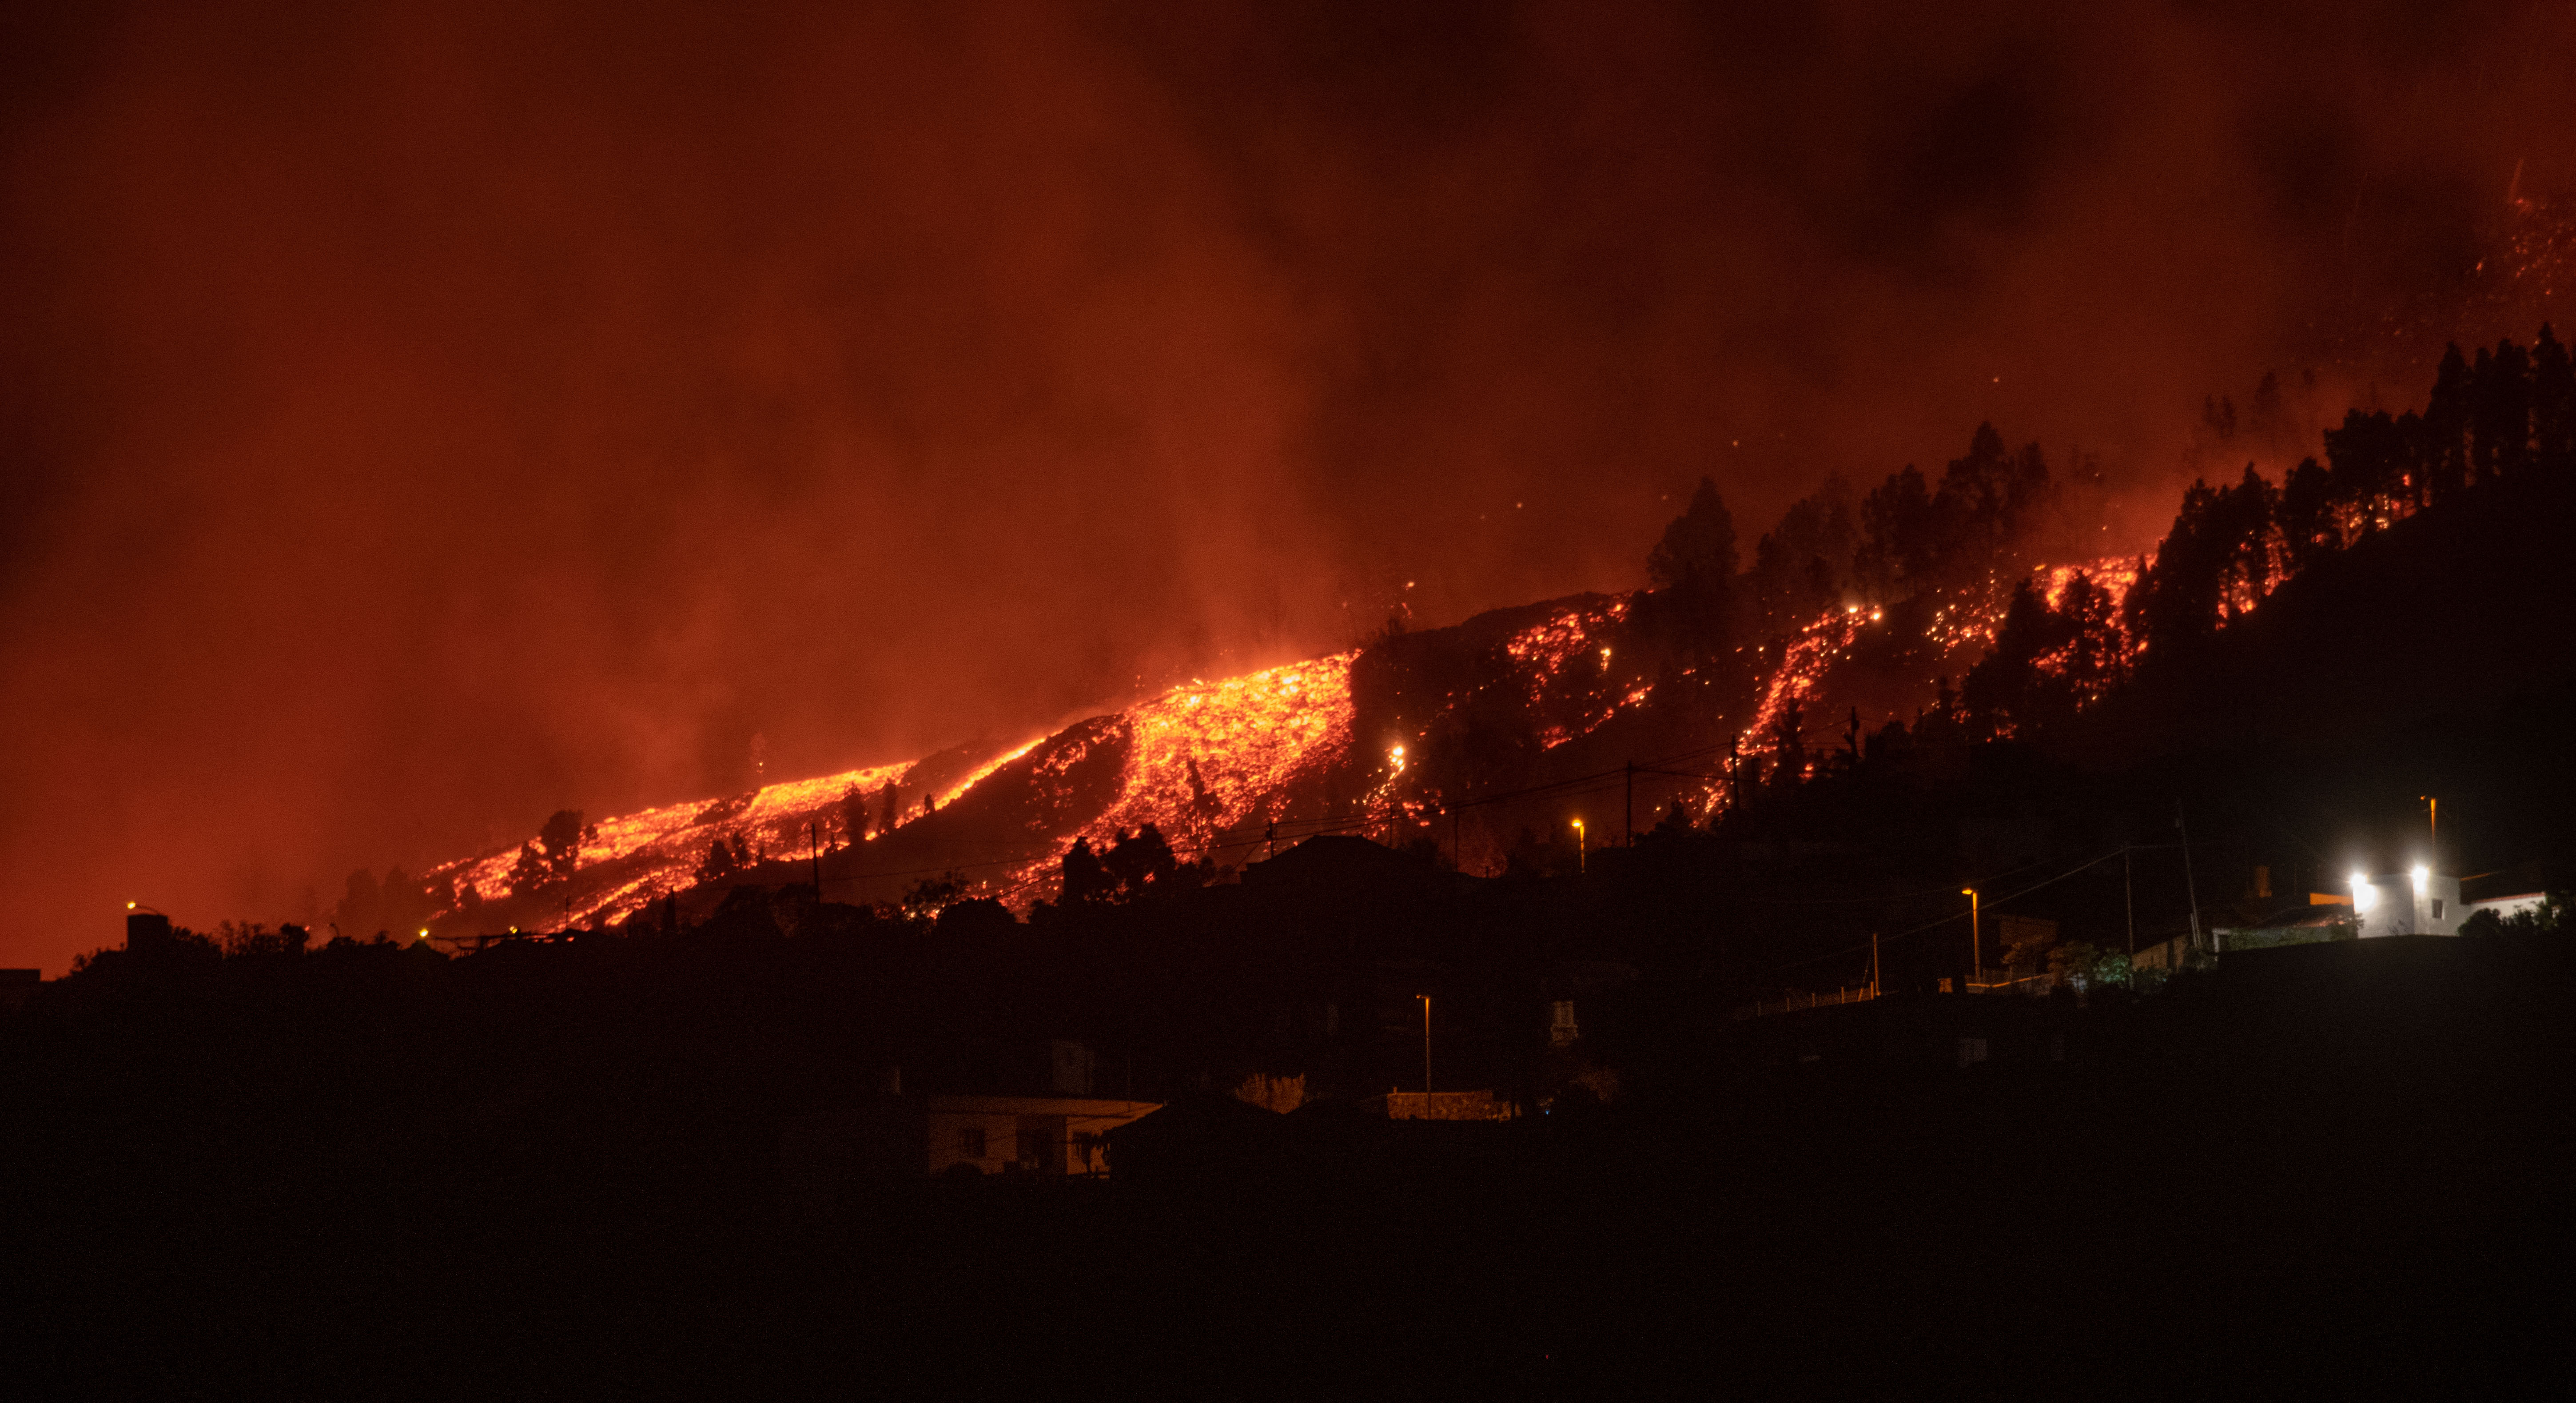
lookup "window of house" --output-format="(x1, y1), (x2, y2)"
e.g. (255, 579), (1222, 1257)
(2431, 898), (2445, 919)
(958, 1126), (986, 1159)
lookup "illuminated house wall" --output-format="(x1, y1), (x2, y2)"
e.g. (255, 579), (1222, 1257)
(2349, 869), (2464, 938)
(924, 1095), (1162, 1177)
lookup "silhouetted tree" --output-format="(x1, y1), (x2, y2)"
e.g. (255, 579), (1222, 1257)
(1103, 825), (1181, 898)
(537, 809), (584, 884)
(1855, 464), (1935, 599)
(506, 842), (548, 899)
(2126, 466), (2276, 666)
(878, 781), (900, 836)
(840, 785), (870, 845)
(1928, 423), (2054, 587)
(2325, 409), (2404, 527)
(2469, 338), (2532, 483)
(2277, 456), (2339, 570)
(1955, 569), (2124, 741)
(2202, 394), (2236, 442)
(1648, 476), (1740, 591)
(1749, 475), (1857, 631)
(2054, 571), (2123, 706)
(1060, 837), (1111, 905)
(2532, 324), (2574, 474)
(1639, 476), (1741, 662)
(1960, 577), (2071, 738)
(1766, 695), (1808, 787)
(2421, 342), (2471, 496)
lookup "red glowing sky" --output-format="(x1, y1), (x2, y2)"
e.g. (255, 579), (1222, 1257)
(1, 1), (2569, 969)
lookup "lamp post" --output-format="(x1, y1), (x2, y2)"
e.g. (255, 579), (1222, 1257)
(2419, 795), (2437, 857)
(1573, 819), (1586, 874)
(1962, 887), (1981, 988)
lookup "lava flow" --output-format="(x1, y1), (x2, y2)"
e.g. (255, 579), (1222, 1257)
(414, 548), (2220, 933)
(1069, 654), (1357, 856)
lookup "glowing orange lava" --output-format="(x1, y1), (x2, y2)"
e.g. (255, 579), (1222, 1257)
(1064, 653), (1356, 854)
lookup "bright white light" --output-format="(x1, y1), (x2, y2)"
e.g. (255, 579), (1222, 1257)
(2410, 864), (2430, 893)
(2350, 872), (2374, 911)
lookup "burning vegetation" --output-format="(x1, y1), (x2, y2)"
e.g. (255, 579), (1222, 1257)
(349, 327), (2574, 941)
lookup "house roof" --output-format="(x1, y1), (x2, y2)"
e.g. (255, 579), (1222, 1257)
(1240, 835), (1437, 889)
(2243, 903), (2361, 932)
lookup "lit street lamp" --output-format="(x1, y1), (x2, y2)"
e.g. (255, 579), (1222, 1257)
(1962, 887), (1981, 988)
(1573, 818), (1586, 874)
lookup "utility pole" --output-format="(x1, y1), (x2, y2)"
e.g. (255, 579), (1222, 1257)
(1418, 994), (1432, 1112)
(809, 819), (823, 899)
(2177, 801), (2206, 953)
(2124, 845), (2136, 964)
(1624, 761), (1634, 847)
(1870, 931), (1881, 998)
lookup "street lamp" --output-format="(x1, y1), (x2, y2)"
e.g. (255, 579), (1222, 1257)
(1962, 887), (1981, 988)
(1573, 818), (1586, 874)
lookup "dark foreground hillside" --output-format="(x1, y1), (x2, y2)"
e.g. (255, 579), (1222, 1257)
(2, 933), (2564, 1399)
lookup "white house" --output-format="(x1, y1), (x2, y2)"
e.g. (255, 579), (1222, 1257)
(2347, 865), (2463, 937)
(924, 1094), (1163, 1177)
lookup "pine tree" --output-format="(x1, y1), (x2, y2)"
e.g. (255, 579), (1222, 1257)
(1640, 476), (1741, 662)
(2470, 338), (2534, 483)
(536, 809), (584, 883)
(1059, 837), (1111, 905)
(2421, 342), (2471, 493)
(840, 785), (870, 845)
(2528, 324), (2573, 474)
(1855, 465), (1935, 599)
(2277, 457), (2338, 570)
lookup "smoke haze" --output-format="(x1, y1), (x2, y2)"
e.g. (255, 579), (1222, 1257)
(3, 0), (2570, 968)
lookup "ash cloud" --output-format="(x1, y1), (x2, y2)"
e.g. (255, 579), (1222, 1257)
(0, 0), (2567, 967)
